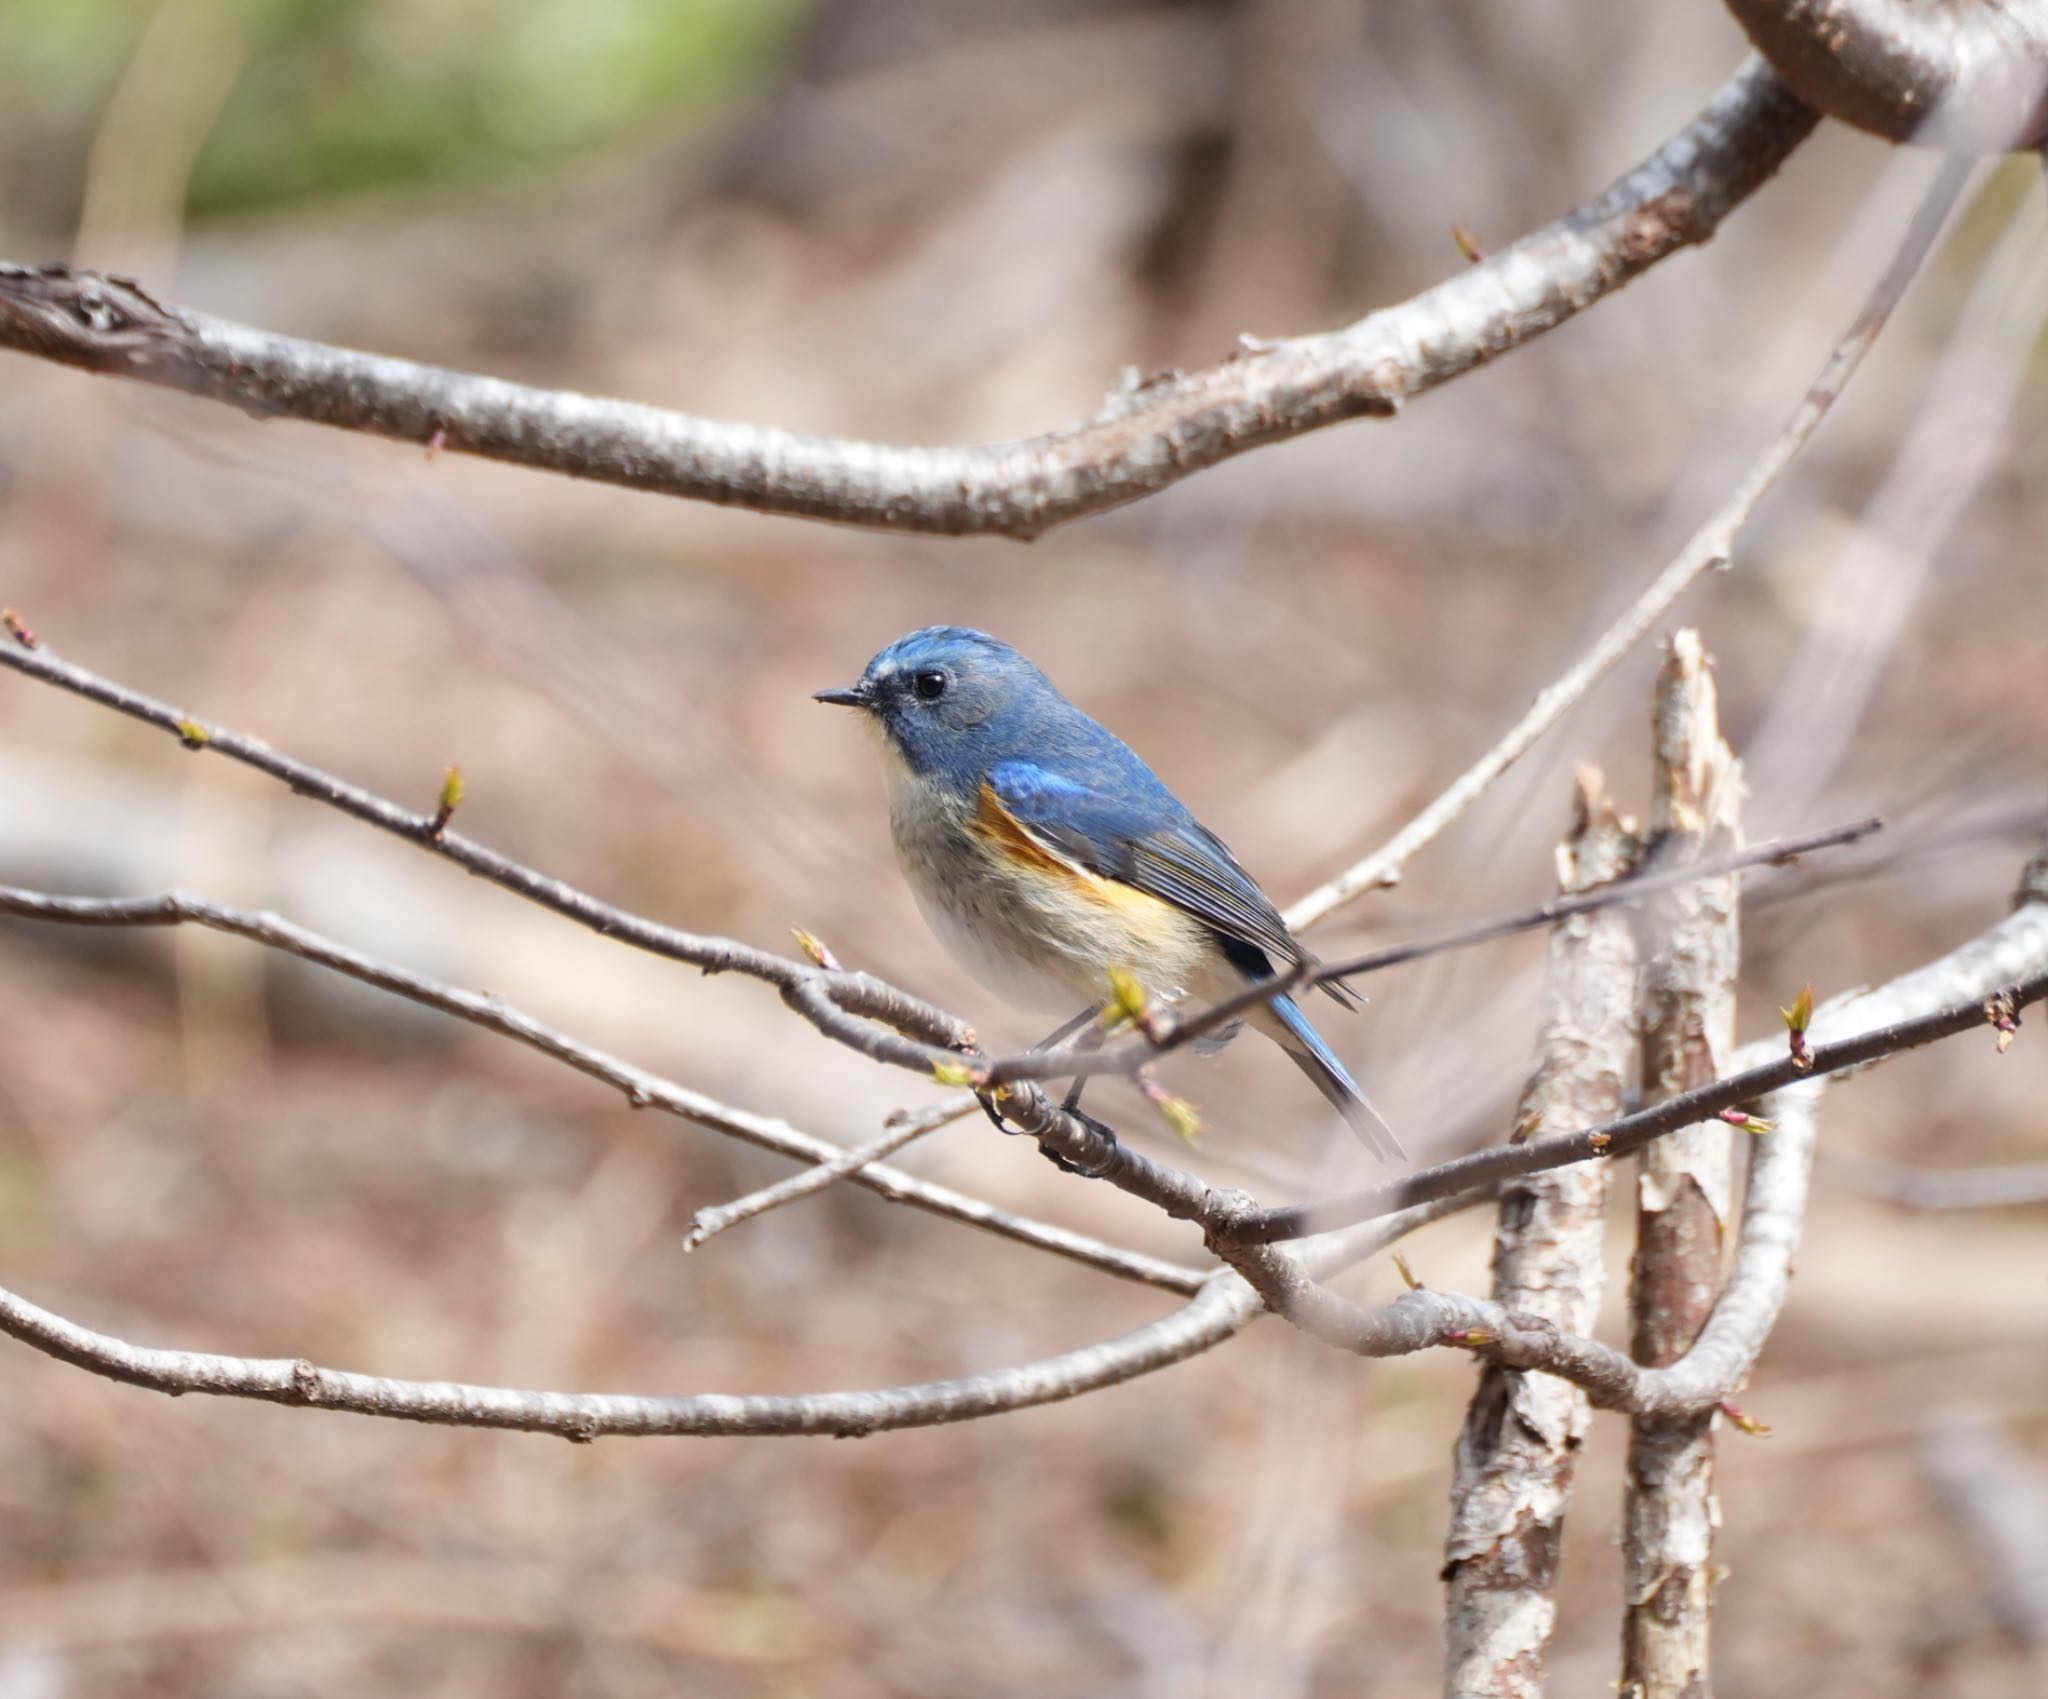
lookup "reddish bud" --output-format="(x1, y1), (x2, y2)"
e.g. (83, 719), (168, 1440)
(1986, 991), (2020, 1054)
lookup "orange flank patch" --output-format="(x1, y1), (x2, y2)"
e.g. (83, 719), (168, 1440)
(973, 782), (1181, 926)
(972, 780), (1083, 880)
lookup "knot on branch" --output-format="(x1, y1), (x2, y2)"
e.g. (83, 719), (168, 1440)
(0, 264), (189, 367)
(1725, 0), (2048, 150)
(1615, 187), (1709, 264)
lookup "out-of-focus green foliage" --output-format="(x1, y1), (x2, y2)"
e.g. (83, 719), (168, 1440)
(1, 0), (807, 224)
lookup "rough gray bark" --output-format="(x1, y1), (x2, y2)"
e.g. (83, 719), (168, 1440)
(1621, 632), (1744, 1699)
(1443, 771), (1640, 1699)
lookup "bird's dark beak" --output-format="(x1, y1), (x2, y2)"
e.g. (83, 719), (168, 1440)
(812, 683), (870, 708)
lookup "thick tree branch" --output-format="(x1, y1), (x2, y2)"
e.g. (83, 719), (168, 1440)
(1443, 772), (1639, 1699)
(1725, 0), (2048, 149)
(0, 62), (1814, 539)
(1621, 632), (1744, 1699)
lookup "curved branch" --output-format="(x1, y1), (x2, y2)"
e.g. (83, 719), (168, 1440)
(0, 1191), (1475, 1439)
(0, 1271), (1257, 1440)
(0, 882), (1202, 1294)
(1725, 0), (2048, 149)
(0, 62), (1813, 538)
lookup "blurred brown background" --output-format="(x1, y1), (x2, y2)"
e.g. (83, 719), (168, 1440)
(1, 2), (2045, 1694)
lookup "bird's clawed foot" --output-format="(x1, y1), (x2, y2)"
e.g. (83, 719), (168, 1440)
(1037, 1106), (1120, 1177)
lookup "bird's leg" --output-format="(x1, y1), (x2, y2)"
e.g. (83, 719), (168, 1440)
(1054, 1007), (1112, 1115)
(977, 1003), (1102, 1132)
(1036, 1004), (1101, 1051)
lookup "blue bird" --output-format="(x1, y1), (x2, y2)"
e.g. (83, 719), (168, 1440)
(814, 626), (1401, 1160)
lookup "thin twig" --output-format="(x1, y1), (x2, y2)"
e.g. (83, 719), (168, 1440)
(1216, 955), (2048, 1246)
(0, 882), (1203, 1294)
(1214, 883), (2048, 1413)
(1281, 150), (1971, 930)
(0, 64), (1815, 539)
(0, 639), (974, 1075)
(982, 815), (1881, 1092)
(683, 1096), (967, 1251)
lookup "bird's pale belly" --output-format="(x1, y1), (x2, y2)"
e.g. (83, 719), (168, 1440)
(885, 766), (1218, 1015)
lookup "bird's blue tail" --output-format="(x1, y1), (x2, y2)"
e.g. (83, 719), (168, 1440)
(1266, 993), (1404, 1162)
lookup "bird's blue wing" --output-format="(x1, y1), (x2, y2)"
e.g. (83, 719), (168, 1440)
(985, 760), (1304, 970)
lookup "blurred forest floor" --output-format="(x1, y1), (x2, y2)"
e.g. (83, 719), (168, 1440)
(1, 2), (2045, 1695)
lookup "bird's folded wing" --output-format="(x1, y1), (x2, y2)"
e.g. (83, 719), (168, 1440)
(983, 760), (1301, 969)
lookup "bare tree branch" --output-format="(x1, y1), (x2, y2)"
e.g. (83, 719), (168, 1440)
(0, 629), (1877, 1150)
(1724, 0), (2048, 149)
(0, 62), (1815, 539)
(1281, 149), (1969, 927)
(0, 1190), (1474, 1440)
(0, 1268), (1258, 1441)
(1215, 885), (2048, 1415)
(0, 639), (975, 1075)
(1621, 631), (1744, 1699)
(683, 1092), (980, 1251)
(1443, 771), (1640, 1699)
(7, 629), (2043, 1429)
(0, 620), (2032, 1273)
(0, 882), (1203, 1294)
(1215, 951), (2045, 1247)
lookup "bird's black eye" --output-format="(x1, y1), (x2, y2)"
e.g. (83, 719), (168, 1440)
(913, 669), (948, 701)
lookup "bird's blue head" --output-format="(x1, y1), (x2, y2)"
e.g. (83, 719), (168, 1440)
(813, 626), (1050, 781)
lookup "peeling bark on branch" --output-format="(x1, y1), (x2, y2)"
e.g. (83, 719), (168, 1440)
(0, 63), (1814, 538)
(1621, 632), (1744, 1699)
(1443, 772), (1640, 1699)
